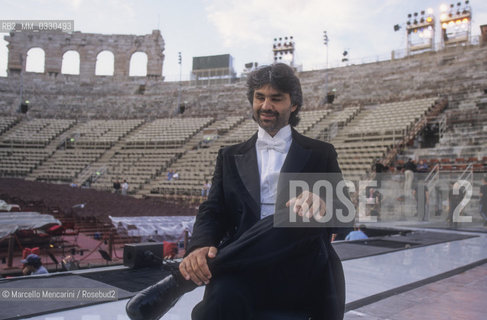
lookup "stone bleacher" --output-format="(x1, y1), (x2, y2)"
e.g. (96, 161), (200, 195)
(330, 98), (438, 180)
(0, 43), (486, 199)
(409, 90), (487, 173)
(0, 118), (75, 148)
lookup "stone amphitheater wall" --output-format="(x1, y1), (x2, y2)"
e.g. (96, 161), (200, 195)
(0, 31), (486, 120)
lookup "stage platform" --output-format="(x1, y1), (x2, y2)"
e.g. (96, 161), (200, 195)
(1, 223), (486, 320)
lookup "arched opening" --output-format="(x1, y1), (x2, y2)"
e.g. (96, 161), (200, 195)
(95, 50), (114, 76)
(25, 47), (45, 73)
(61, 50), (80, 75)
(129, 52), (148, 76)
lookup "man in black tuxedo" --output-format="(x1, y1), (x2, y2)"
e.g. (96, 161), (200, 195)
(126, 63), (349, 320)
(178, 63), (347, 320)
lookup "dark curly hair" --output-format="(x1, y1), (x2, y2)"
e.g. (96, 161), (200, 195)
(246, 63), (302, 126)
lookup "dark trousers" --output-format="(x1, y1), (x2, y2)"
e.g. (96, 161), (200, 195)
(191, 216), (344, 320)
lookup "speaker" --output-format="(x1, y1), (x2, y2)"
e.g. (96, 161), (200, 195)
(178, 104), (185, 114)
(123, 242), (164, 269)
(20, 102), (29, 113)
(326, 94), (335, 104)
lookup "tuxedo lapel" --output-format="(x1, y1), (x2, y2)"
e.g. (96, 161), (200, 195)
(234, 133), (261, 208)
(281, 129), (312, 174)
(276, 130), (312, 206)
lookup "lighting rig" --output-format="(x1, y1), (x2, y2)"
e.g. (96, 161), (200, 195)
(272, 36), (295, 66)
(405, 8), (436, 54)
(439, 1), (472, 47)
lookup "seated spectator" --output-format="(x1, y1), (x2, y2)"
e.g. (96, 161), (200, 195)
(172, 171), (179, 180)
(167, 170), (174, 181)
(416, 160), (429, 173)
(21, 254), (49, 275)
(345, 225), (369, 241)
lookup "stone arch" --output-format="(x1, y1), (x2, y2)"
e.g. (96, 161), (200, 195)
(61, 50), (80, 75)
(129, 51), (148, 76)
(95, 50), (115, 76)
(25, 47), (45, 73)
(5, 30), (164, 79)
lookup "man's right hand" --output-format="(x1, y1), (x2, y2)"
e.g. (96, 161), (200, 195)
(179, 246), (218, 286)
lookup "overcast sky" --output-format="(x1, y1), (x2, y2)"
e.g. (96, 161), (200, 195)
(1, 0), (486, 81)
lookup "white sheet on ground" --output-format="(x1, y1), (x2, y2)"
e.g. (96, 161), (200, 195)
(0, 211), (61, 239)
(109, 216), (195, 242)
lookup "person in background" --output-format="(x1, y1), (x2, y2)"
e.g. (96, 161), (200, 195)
(416, 159), (429, 173)
(201, 180), (211, 197)
(113, 179), (121, 194)
(403, 158), (417, 198)
(121, 179), (129, 196)
(21, 254), (49, 275)
(345, 225), (368, 241)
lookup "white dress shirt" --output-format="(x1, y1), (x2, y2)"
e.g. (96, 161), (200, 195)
(256, 125), (292, 219)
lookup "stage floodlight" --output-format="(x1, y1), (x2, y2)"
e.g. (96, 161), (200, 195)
(440, 4), (448, 12)
(420, 17), (425, 23)
(426, 16), (433, 23)
(394, 24), (401, 31)
(427, 8), (434, 14)
(462, 18), (469, 23)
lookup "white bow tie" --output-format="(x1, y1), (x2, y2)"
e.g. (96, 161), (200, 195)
(256, 138), (287, 153)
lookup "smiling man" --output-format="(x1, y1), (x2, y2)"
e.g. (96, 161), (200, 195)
(127, 63), (347, 320)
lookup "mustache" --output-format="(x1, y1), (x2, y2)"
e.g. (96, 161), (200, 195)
(258, 110), (279, 116)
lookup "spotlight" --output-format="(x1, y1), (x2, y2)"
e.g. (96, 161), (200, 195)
(414, 12), (418, 17)
(427, 8), (434, 14)
(420, 17), (425, 23)
(394, 24), (401, 31)
(408, 13), (412, 18)
(426, 16), (433, 23)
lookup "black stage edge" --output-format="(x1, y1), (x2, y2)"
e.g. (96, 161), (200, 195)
(333, 230), (475, 261)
